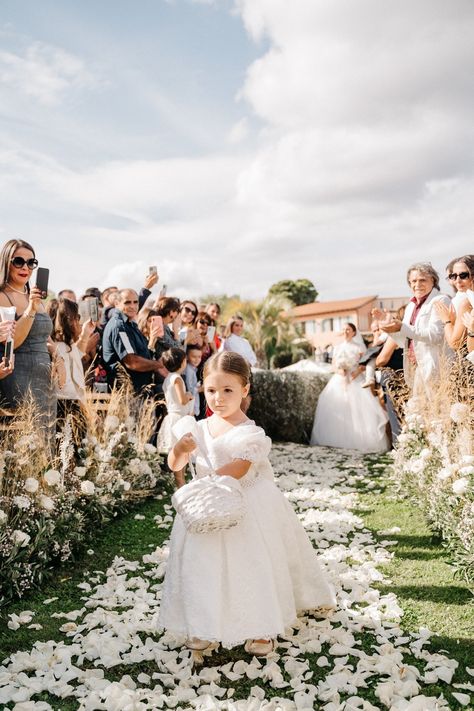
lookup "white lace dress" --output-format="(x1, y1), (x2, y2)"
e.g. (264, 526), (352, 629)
(310, 342), (389, 453)
(159, 420), (336, 648)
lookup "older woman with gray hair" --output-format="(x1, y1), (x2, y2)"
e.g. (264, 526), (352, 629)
(374, 262), (451, 392)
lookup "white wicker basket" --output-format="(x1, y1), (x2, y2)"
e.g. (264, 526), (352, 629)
(172, 474), (245, 533)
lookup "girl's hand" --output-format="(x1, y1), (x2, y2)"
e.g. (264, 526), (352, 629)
(28, 286), (43, 313)
(0, 355), (14, 379)
(175, 433), (196, 455)
(435, 301), (452, 323)
(0, 320), (15, 343)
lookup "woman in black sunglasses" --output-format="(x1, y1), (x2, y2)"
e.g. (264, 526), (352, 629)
(0, 238), (56, 434)
(435, 254), (474, 351)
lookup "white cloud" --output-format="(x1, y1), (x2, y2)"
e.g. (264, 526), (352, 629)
(0, 41), (99, 106)
(228, 117), (249, 144)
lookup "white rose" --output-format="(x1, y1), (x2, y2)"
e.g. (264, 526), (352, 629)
(74, 466), (87, 478)
(0, 509), (7, 525)
(104, 415), (120, 432)
(44, 469), (61, 487)
(80, 480), (95, 495)
(122, 481), (131, 491)
(450, 403), (469, 424)
(452, 477), (469, 495)
(437, 468), (452, 481)
(458, 465), (474, 476)
(39, 495), (55, 512)
(13, 495), (31, 510)
(461, 455), (474, 465)
(13, 530), (31, 547)
(24, 477), (39, 493)
(143, 443), (157, 454)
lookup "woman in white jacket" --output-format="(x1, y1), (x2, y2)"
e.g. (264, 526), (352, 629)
(221, 315), (257, 367)
(375, 262), (451, 393)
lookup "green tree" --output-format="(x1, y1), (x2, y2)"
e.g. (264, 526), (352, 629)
(268, 278), (318, 306)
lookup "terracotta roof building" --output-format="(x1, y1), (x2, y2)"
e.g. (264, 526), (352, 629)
(290, 295), (408, 348)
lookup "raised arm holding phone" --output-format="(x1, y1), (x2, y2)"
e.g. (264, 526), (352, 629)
(0, 239), (56, 431)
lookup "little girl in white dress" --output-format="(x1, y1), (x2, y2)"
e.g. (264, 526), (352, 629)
(159, 352), (336, 656)
(156, 347), (194, 486)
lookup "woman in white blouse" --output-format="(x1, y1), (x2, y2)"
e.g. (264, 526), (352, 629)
(51, 298), (96, 431)
(221, 315), (257, 367)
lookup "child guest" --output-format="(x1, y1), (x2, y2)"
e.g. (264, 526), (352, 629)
(156, 348), (194, 487)
(159, 352), (336, 656)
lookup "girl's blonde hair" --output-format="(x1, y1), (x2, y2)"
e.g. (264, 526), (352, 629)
(203, 351), (250, 386)
(224, 314), (244, 338)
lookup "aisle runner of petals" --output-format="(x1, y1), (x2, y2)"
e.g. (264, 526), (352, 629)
(1, 444), (472, 710)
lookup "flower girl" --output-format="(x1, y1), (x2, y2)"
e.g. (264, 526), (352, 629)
(159, 352), (336, 656)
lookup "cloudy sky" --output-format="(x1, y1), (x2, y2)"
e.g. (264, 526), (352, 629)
(1, 0), (473, 302)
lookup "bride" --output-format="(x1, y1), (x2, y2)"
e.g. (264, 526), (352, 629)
(310, 323), (389, 453)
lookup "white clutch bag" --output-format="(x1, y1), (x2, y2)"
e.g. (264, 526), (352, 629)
(171, 417), (246, 534)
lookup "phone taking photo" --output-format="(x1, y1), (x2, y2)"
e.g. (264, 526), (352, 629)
(207, 325), (216, 341)
(150, 315), (164, 338)
(33, 267), (49, 298)
(159, 284), (167, 297)
(148, 265), (158, 276)
(88, 297), (99, 322)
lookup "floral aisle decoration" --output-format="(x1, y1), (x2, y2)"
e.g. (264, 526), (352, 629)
(0, 389), (170, 603)
(391, 357), (474, 581)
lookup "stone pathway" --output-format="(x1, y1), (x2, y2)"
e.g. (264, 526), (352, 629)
(1, 444), (472, 710)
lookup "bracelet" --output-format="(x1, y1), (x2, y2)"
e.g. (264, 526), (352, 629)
(23, 312), (35, 320)
(443, 320), (451, 325)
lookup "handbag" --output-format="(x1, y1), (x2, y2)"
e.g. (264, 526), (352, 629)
(171, 419), (246, 534)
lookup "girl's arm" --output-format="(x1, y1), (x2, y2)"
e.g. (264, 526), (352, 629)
(174, 376), (193, 405)
(168, 433), (196, 471)
(216, 459), (251, 479)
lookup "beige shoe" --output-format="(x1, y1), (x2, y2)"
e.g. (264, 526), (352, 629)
(185, 637), (212, 651)
(244, 639), (276, 656)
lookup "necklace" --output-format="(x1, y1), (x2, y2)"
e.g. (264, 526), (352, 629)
(6, 282), (27, 295)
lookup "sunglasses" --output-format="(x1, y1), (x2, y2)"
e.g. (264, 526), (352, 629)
(447, 272), (470, 281)
(198, 318), (211, 325)
(11, 257), (38, 270)
(182, 306), (197, 316)
(123, 299), (139, 305)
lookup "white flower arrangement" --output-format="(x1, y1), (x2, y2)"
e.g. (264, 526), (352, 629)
(43, 469), (61, 487)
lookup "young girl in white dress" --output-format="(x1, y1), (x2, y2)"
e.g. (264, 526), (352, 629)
(310, 323), (389, 453)
(159, 352), (336, 656)
(156, 347), (194, 487)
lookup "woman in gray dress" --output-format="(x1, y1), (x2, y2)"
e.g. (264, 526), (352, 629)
(0, 239), (56, 434)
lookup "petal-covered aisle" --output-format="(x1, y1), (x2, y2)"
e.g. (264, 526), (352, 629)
(1, 444), (472, 711)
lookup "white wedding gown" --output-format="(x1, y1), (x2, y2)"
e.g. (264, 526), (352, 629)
(310, 341), (389, 453)
(159, 420), (336, 648)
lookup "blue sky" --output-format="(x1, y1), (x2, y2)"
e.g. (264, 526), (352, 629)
(0, 0), (473, 302)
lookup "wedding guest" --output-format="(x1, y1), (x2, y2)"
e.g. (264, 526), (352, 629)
(178, 300), (200, 346)
(100, 286), (119, 326)
(102, 288), (165, 395)
(462, 310), (474, 363)
(50, 298), (96, 436)
(205, 302), (222, 348)
(144, 297), (182, 359)
(222, 315), (257, 367)
(0, 239), (56, 432)
(377, 262), (451, 393)
(196, 311), (217, 365)
(435, 255), (474, 351)
(184, 344), (202, 418)
(58, 289), (77, 302)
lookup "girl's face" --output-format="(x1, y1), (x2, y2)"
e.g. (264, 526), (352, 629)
(204, 370), (249, 418)
(181, 302), (197, 325)
(206, 304), (220, 321)
(232, 319), (244, 336)
(9, 247), (37, 287)
(447, 261), (473, 292)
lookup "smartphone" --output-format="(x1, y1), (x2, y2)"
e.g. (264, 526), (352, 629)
(159, 284), (167, 297)
(88, 297), (99, 322)
(4, 340), (13, 369)
(34, 267), (49, 298)
(207, 325), (216, 341)
(150, 315), (164, 338)
(78, 300), (89, 323)
(148, 266), (158, 276)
